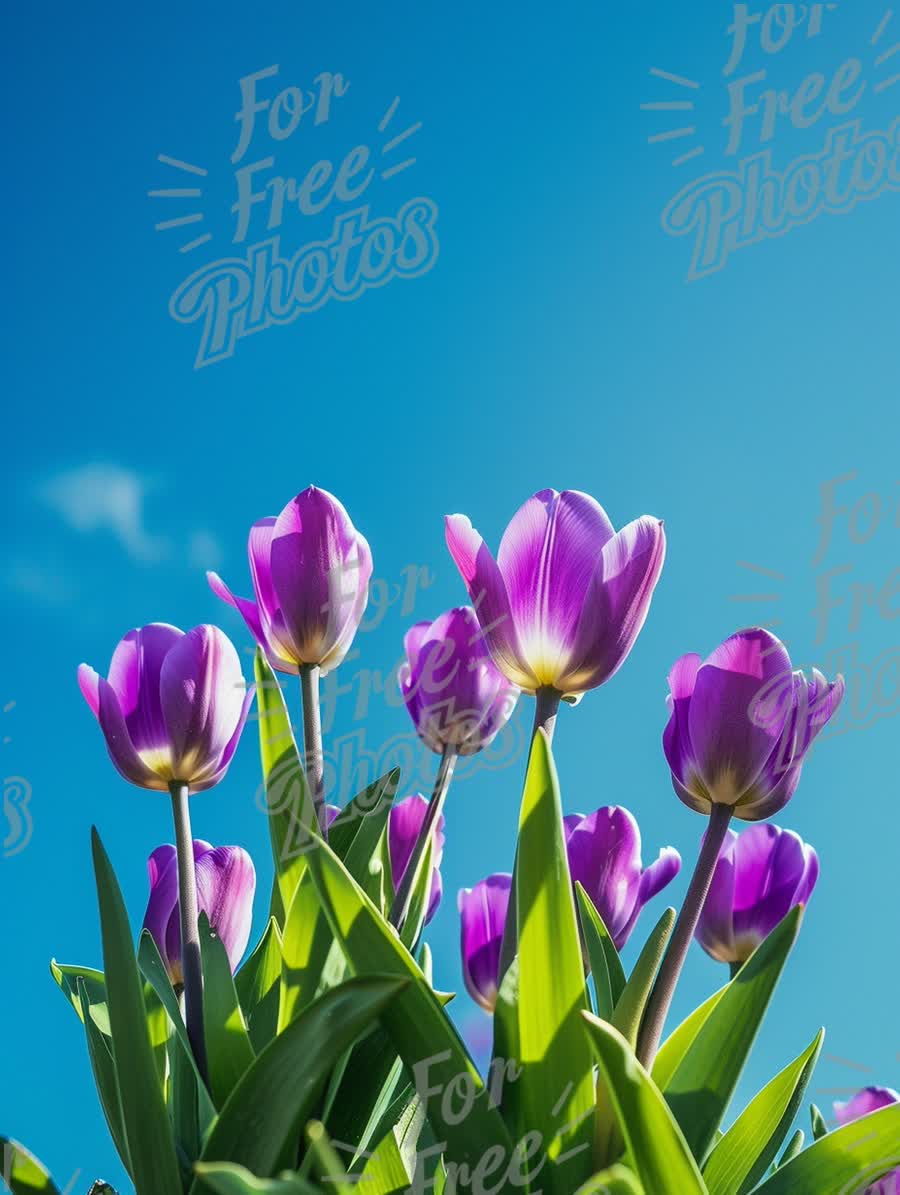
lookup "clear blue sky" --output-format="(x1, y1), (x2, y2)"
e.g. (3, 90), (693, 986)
(3, 1), (899, 1188)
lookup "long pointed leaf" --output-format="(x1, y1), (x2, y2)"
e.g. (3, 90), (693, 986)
(652, 983), (727, 1093)
(199, 913), (255, 1107)
(575, 883), (626, 1019)
(91, 828), (182, 1194)
(76, 977), (131, 1175)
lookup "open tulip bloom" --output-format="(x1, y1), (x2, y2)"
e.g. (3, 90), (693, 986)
(18, 486), (896, 1195)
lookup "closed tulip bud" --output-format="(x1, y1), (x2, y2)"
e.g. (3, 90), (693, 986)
(78, 624), (253, 792)
(458, 874), (511, 1013)
(388, 795), (445, 924)
(208, 485), (372, 675)
(564, 806), (681, 950)
(445, 489), (665, 699)
(143, 841), (256, 984)
(696, 824), (819, 966)
(663, 628), (844, 821)
(399, 607), (519, 756)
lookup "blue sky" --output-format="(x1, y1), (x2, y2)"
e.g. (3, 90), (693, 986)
(3, 0), (900, 1188)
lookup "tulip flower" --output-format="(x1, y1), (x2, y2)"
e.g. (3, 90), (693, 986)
(399, 607), (519, 757)
(208, 485), (372, 677)
(388, 795), (445, 925)
(564, 807), (681, 950)
(444, 490), (665, 715)
(78, 623), (253, 793)
(833, 1088), (900, 1194)
(209, 485), (371, 825)
(663, 627), (844, 822)
(640, 628), (842, 1071)
(144, 840), (256, 984)
(79, 622), (254, 1081)
(696, 824), (819, 968)
(458, 874), (512, 1012)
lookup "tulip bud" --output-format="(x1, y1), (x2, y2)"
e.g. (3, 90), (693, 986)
(663, 628), (844, 821)
(445, 489), (665, 698)
(696, 824), (818, 966)
(399, 607), (518, 757)
(208, 485), (372, 675)
(458, 874), (511, 1013)
(388, 795), (445, 924)
(143, 841), (255, 984)
(78, 624), (253, 792)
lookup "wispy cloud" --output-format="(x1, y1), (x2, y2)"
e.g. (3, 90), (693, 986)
(4, 560), (76, 606)
(38, 464), (170, 563)
(188, 529), (224, 571)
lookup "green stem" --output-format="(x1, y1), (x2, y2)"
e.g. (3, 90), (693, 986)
(637, 801), (732, 1070)
(389, 746), (457, 933)
(729, 959), (743, 981)
(169, 780), (207, 1082)
(299, 664), (326, 834)
(533, 685), (562, 743)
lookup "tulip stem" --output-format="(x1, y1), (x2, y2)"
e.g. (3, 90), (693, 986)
(390, 747), (456, 934)
(299, 664), (327, 834)
(169, 780), (208, 1083)
(533, 686), (562, 743)
(637, 801), (732, 1071)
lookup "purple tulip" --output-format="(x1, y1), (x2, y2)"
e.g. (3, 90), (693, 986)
(144, 840), (256, 984)
(834, 1088), (900, 1194)
(399, 607), (519, 756)
(663, 628), (844, 821)
(388, 795), (445, 924)
(695, 824), (819, 965)
(458, 874), (511, 1012)
(208, 485), (372, 675)
(78, 624), (254, 792)
(445, 489), (665, 698)
(564, 807), (681, 950)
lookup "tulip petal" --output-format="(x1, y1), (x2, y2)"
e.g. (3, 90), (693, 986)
(107, 624), (184, 762)
(388, 795), (445, 924)
(695, 830), (739, 963)
(688, 629), (793, 805)
(495, 490), (616, 687)
(91, 672), (166, 789)
(662, 653), (703, 788)
(142, 845), (179, 962)
(194, 845), (256, 972)
(834, 1087), (900, 1126)
(565, 806), (643, 947)
(159, 626), (248, 784)
(445, 514), (533, 690)
(458, 874), (512, 1012)
(618, 846), (682, 946)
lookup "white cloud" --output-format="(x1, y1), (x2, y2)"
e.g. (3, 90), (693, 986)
(188, 529), (224, 571)
(39, 464), (169, 563)
(4, 560), (75, 606)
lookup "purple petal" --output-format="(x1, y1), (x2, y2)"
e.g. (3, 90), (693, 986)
(564, 516), (666, 693)
(834, 1086), (900, 1126)
(106, 624), (184, 761)
(194, 845), (256, 972)
(663, 653), (703, 790)
(159, 625), (249, 786)
(688, 629), (793, 806)
(458, 874), (512, 1012)
(194, 681), (256, 793)
(388, 795), (445, 921)
(618, 846), (682, 946)
(695, 831), (739, 963)
(81, 668), (165, 789)
(731, 826), (818, 948)
(495, 490), (616, 688)
(445, 514), (532, 690)
(269, 487), (372, 673)
(565, 806), (643, 947)
(142, 845), (179, 968)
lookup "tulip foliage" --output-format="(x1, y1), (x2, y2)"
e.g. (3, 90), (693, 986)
(3, 486), (899, 1195)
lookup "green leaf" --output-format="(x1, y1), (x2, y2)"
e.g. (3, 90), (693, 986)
(755, 1100), (900, 1193)
(193, 1165), (320, 1194)
(192, 976), (406, 1187)
(582, 1013), (707, 1195)
(399, 831), (436, 951)
(199, 913), (256, 1107)
(810, 1103), (828, 1141)
(304, 1122), (354, 1194)
(652, 983), (727, 1093)
(574, 1165), (645, 1193)
(255, 650), (318, 924)
(327, 772), (398, 885)
(234, 918), (283, 1052)
(278, 867), (338, 1030)
(91, 828), (182, 1194)
(0, 1137), (61, 1194)
(76, 977), (131, 1174)
(777, 1130), (804, 1168)
(303, 835), (513, 1185)
(511, 730), (594, 1193)
(357, 1123), (413, 1194)
(49, 959), (107, 1027)
(611, 908), (675, 1049)
(664, 906), (803, 1161)
(575, 883), (626, 1020)
(702, 1029), (824, 1195)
